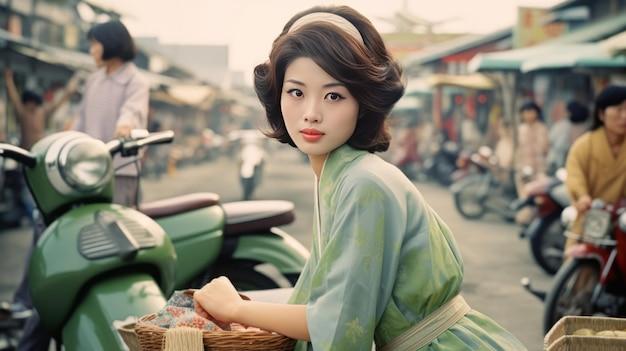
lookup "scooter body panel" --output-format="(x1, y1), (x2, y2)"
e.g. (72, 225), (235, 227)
(29, 204), (176, 334)
(233, 228), (309, 276)
(154, 205), (225, 288)
(62, 273), (166, 351)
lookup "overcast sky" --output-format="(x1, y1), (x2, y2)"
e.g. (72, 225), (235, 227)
(93, 0), (564, 78)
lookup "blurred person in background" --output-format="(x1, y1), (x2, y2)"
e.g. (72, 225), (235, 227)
(493, 118), (515, 183)
(70, 19), (149, 208)
(4, 68), (79, 151)
(3, 68), (80, 226)
(514, 101), (549, 225)
(546, 100), (591, 175)
(515, 101), (549, 186)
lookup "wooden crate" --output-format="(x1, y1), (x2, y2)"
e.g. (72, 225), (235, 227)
(544, 316), (626, 351)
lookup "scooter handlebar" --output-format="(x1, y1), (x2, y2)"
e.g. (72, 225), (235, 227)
(0, 143), (37, 168)
(132, 130), (175, 148)
(107, 130), (175, 157)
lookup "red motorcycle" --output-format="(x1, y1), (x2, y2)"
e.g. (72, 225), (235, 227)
(542, 198), (626, 334)
(515, 170), (570, 275)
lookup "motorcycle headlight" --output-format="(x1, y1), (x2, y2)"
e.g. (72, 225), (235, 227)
(46, 135), (113, 195)
(583, 209), (611, 239)
(561, 205), (578, 227)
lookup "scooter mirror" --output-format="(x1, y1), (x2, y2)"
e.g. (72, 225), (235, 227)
(561, 206), (578, 227)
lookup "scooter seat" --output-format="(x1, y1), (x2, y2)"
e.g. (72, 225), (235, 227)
(223, 200), (295, 235)
(139, 192), (221, 219)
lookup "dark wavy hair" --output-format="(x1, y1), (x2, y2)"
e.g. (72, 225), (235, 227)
(591, 85), (626, 130)
(87, 20), (136, 62)
(253, 6), (405, 153)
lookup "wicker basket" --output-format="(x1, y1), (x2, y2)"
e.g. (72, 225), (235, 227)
(118, 322), (143, 351)
(133, 313), (297, 351)
(544, 316), (626, 350)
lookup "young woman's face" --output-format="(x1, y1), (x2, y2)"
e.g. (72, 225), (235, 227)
(521, 108), (538, 123)
(88, 39), (105, 68)
(281, 57), (359, 159)
(601, 101), (626, 136)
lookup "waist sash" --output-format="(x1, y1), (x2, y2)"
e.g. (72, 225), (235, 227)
(379, 295), (471, 351)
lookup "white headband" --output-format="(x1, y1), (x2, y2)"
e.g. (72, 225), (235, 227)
(288, 12), (364, 44)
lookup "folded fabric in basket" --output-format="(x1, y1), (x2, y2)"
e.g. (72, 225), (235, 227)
(144, 290), (231, 331)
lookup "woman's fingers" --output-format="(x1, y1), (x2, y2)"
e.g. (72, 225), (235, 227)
(193, 276), (242, 323)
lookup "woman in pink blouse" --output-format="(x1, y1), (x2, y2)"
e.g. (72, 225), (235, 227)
(514, 101), (549, 223)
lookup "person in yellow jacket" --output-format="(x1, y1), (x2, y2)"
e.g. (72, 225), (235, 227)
(564, 85), (626, 252)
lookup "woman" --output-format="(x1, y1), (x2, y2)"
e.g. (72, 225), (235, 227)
(193, 5), (526, 350)
(513, 101), (549, 225)
(514, 101), (549, 192)
(72, 20), (149, 208)
(564, 85), (626, 250)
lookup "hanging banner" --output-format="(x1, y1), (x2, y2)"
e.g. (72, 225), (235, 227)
(513, 7), (567, 48)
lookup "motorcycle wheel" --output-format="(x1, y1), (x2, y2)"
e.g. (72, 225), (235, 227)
(529, 213), (565, 275)
(543, 259), (601, 334)
(452, 177), (487, 220)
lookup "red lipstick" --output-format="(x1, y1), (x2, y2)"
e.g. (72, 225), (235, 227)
(301, 128), (324, 142)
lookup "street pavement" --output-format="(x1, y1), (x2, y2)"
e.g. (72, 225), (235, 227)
(0, 144), (553, 350)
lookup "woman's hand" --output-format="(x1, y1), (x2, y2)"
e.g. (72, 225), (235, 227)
(114, 124), (132, 138)
(576, 195), (592, 213)
(193, 276), (243, 323)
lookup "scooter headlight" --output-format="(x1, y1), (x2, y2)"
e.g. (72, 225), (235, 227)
(46, 134), (113, 195)
(60, 140), (112, 191)
(561, 205), (578, 227)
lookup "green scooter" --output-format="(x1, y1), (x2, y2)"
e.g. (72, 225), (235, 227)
(0, 130), (308, 350)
